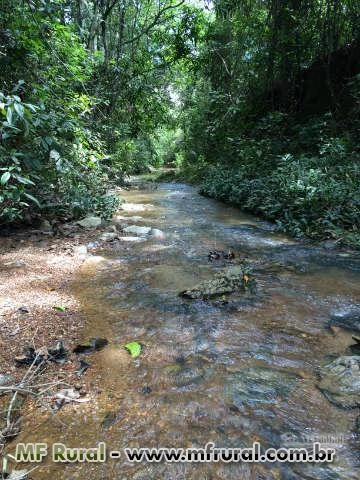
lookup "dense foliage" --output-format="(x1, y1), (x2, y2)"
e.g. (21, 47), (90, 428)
(1, 0), (359, 247)
(181, 0), (360, 247)
(0, 0), (202, 224)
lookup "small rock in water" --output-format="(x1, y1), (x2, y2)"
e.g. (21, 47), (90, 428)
(18, 306), (29, 314)
(48, 340), (68, 364)
(149, 228), (165, 239)
(77, 216), (102, 228)
(208, 249), (235, 261)
(99, 232), (118, 242)
(349, 336), (360, 355)
(141, 386), (152, 395)
(318, 356), (360, 408)
(123, 225), (152, 236)
(118, 236), (146, 242)
(73, 337), (108, 354)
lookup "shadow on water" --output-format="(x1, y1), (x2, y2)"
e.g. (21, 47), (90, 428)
(13, 182), (360, 479)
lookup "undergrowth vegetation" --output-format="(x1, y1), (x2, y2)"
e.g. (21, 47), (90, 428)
(179, 1), (360, 247)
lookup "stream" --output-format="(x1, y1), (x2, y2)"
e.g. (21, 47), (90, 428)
(15, 181), (360, 479)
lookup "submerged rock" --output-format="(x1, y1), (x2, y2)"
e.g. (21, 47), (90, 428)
(123, 225), (152, 236)
(226, 367), (300, 410)
(318, 356), (360, 409)
(99, 232), (118, 242)
(77, 216), (102, 228)
(149, 228), (165, 239)
(118, 236), (147, 242)
(349, 336), (360, 355)
(179, 266), (254, 299)
(73, 337), (108, 355)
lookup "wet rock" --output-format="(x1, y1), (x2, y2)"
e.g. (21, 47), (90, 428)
(15, 347), (46, 367)
(73, 337), (108, 355)
(48, 340), (68, 364)
(226, 367), (300, 410)
(87, 241), (100, 250)
(180, 266), (254, 299)
(349, 336), (360, 355)
(318, 356), (360, 408)
(77, 216), (102, 228)
(123, 225), (152, 236)
(141, 386), (152, 395)
(149, 228), (165, 239)
(15, 342), (68, 367)
(329, 312), (360, 334)
(208, 249), (235, 261)
(17, 307), (29, 314)
(99, 232), (118, 242)
(0, 374), (14, 386)
(118, 236), (147, 242)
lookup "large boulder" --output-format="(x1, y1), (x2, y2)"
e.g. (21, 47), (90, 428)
(318, 356), (360, 408)
(180, 266), (254, 299)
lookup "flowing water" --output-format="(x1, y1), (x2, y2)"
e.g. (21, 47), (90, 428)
(14, 181), (360, 479)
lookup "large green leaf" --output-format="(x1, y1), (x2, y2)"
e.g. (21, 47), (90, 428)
(14, 102), (25, 118)
(1, 172), (11, 185)
(6, 106), (12, 125)
(124, 341), (142, 358)
(23, 192), (41, 207)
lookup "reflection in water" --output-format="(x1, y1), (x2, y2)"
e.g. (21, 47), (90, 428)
(14, 182), (360, 479)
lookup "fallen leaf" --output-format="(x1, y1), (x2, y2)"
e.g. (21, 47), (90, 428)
(124, 341), (142, 358)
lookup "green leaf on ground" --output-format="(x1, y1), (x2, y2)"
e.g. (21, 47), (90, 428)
(124, 341), (142, 358)
(53, 305), (66, 312)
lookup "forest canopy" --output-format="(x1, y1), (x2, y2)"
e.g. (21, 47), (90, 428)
(1, 0), (359, 246)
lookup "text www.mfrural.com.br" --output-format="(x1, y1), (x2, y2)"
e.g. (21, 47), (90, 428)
(13, 442), (335, 463)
